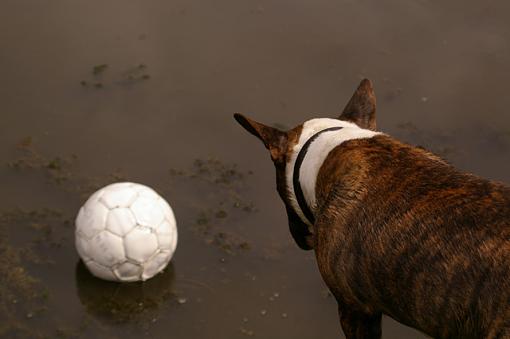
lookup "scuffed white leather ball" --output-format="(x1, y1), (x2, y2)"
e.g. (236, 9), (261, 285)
(75, 182), (177, 282)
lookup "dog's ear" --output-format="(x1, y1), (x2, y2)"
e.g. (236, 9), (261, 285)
(339, 79), (377, 131)
(234, 113), (287, 161)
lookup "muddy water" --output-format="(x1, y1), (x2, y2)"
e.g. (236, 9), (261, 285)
(1, 0), (509, 338)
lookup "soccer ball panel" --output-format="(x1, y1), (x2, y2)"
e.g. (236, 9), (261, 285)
(85, 260), (117, 281)
(99, 186), (138, 209)
(156, 219), (173, 235)
(89, 231), (125, 267)
(157, 233), (172, 250)
(106, 208), (137, 237)
(157, 199), (176, 225)
(76, 204), (108, 239)
(75, 233), (92, 261)
(142, 251), (171, 281)
(130, 196), (165, 227)
(87, 188), (106, 204)
(157, 220), (178, 252)
(124, 226), (159, 263)
(135, 185), (160, 200)
(170, 229), (178, 253)
(114, 262), (143, 282)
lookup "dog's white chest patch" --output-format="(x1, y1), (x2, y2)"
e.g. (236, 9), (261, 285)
(286, 118), (381, 226)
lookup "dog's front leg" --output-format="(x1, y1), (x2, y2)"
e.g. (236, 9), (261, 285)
(339, 306), (382, 339)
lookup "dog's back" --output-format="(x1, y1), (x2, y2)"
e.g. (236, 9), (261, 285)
(315, 135), (510, 338)
(234, 79), (510, 338)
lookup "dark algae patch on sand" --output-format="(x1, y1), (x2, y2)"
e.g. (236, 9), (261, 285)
(6, 136), (78, 185)
(80, 63), (151, 88)
(169, 158), (256, 254)
(0, 208), (65, 337)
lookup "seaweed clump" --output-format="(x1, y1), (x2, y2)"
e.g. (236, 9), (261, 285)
(0, 208), (67, 337)
(169, 158), (256, 255)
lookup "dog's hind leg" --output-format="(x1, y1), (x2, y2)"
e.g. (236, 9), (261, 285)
(339, 307), (382, 339)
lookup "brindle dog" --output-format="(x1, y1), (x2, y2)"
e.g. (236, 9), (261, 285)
(233, 79), (510, 338)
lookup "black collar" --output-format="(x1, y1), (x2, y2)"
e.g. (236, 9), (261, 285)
(292, 126), (343, 225)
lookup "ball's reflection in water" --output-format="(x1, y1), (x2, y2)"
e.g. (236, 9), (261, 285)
(75, 260), (176, 324)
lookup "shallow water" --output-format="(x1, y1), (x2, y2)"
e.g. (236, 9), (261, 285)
(1, 0), (509, 338)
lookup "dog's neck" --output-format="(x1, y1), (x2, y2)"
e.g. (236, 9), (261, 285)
(285, 118), (381, 226)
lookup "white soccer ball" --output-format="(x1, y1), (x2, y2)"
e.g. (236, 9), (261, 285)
(75, 182), (177, 282)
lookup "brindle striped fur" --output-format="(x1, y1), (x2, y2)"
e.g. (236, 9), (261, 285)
(234, 79), (510, 338)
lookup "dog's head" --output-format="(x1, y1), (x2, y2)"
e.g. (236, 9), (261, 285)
(234, 79), (377, 250)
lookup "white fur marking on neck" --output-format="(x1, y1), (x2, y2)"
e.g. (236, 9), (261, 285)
(286, 118), (381, 226)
